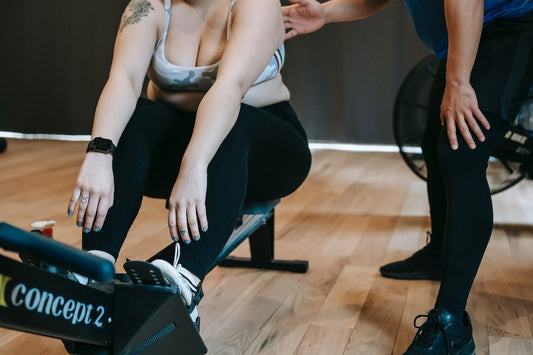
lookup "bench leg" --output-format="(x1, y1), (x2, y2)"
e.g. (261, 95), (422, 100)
(218, 212), (308, 273)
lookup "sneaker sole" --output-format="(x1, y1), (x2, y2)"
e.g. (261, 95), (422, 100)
(380, 269), (442, 281)
(456, 338), (475, 355)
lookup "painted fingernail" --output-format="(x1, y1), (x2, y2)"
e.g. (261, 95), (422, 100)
(68, 211), (72, 216)
(185, 239), (191, 245)
(83, 228), (90, 233)
(77, 222), (82, 227)
(202, 227), (207, 232)
(94, 227), (100, 232)
(193, 236), (200, 241)
(172, 237), (178, 242)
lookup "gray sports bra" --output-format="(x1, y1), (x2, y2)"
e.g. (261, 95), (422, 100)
(148, 0), (285, 92)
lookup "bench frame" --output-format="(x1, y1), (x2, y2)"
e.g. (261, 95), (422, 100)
(155, 200), (309, 274)
(215, 205), (308, 273)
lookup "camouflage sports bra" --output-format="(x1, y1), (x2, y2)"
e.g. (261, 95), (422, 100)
(148, 0), (285, 92)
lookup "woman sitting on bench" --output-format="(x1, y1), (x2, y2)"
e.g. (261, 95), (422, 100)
(67, 0), (312, 328)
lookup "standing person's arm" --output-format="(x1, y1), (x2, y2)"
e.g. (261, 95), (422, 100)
(282, 0), (392, 39)
(67, 0), (161, 232)
(441, 0), (490, 150)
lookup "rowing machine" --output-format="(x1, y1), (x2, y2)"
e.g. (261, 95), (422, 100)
(0, 200), (308, 353)
(0, 222), (207, 355)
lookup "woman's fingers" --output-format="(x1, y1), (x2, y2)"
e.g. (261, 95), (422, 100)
(93, 196), (112, 232)
(73, 189), (112, 232)
(187, 205), (200, 241)
(70, 157), (114, 232)
(197, 203), (208, 234)
(177, 205), (191, 244)
(83, 195), (99, 232)
(168, 207), (179, 242)
(76, 191), (90, 228)
(68, 187), (81, 216)
(168, 200), (207, 244)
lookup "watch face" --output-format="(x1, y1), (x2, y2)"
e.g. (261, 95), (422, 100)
(88, 137), (115, 154)
(94, 138), (112, 152)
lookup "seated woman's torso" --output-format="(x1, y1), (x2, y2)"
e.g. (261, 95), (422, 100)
(147, 0), (290, 111)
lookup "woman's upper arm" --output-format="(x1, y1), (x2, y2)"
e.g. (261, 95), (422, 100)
(216, 0), (284, 93)
(107, 0), (163, 93)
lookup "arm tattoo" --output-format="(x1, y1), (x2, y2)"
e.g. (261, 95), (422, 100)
(119, 0), (155, 33)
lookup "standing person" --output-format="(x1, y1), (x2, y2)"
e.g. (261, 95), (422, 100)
(283, 0), (533, 353)
(68, 0), (312, 330)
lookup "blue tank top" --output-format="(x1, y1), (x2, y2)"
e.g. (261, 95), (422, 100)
(404, 0), (533, 58)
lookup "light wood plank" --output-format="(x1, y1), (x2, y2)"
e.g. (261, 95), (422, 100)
(294, 325), (352, 355)
(489, 336), (533, 354)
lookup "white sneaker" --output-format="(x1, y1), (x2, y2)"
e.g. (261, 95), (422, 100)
(151, 243), (202, 323)
(71, 250), (116, 285)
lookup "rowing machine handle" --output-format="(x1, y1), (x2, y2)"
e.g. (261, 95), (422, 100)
(0, 222), (115, 282)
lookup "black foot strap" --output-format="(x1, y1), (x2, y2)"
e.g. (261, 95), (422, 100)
(124, 260), (171, 287)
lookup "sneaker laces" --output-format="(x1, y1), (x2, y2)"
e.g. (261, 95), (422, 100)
(413, 314), (452, 354)
(152, 243), (198, 307)
(171, 242), (198, 305)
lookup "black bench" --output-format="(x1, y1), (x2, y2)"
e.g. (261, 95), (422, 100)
(214, 200), (308, 273)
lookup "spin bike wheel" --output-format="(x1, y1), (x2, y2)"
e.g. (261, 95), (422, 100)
(393, 54), (524, 194)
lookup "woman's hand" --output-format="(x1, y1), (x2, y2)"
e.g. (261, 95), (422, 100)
(68, 153), (115, 232)
(282, 0), (325, 40)
(440, 82), (490, 150)
(167, 160), (209, 244)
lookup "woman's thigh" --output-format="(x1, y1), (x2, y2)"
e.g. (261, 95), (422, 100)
(240, 102), (312, 203)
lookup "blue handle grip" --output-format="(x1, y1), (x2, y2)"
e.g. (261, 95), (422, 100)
(0, 222), (114, 282)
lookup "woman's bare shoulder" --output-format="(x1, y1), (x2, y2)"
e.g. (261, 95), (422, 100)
(118, 0), (166, 33)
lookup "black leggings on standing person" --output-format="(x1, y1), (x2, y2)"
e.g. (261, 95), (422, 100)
(82, 98), (312, 280)
(421, 12), (533, 319)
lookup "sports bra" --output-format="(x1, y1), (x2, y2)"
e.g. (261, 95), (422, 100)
(148, 0), (285, 92)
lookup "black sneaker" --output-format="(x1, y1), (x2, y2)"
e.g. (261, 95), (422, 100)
(404, 308), (475, 355)
(380, 233), (443, 280)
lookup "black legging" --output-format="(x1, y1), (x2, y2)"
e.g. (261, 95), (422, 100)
(82, 98), (312, 279)
(422, 12), (533, 316)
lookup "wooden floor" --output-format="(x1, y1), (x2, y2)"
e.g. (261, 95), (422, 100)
(1, 139), (533, 354)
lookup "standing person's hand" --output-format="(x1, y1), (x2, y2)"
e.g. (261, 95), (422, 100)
(68, 153), (115, 232)
(440, 82), (490, 150)
(167, 161), (209, 244)
(282, 0), (325, 40)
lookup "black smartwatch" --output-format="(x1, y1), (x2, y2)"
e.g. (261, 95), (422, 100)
(86, 137), (116, 155)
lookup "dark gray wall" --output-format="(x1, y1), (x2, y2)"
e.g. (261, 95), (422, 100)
(0, 0), (429, 144)
(0, 0), (129, 135)
(281, 0), (430, 144)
